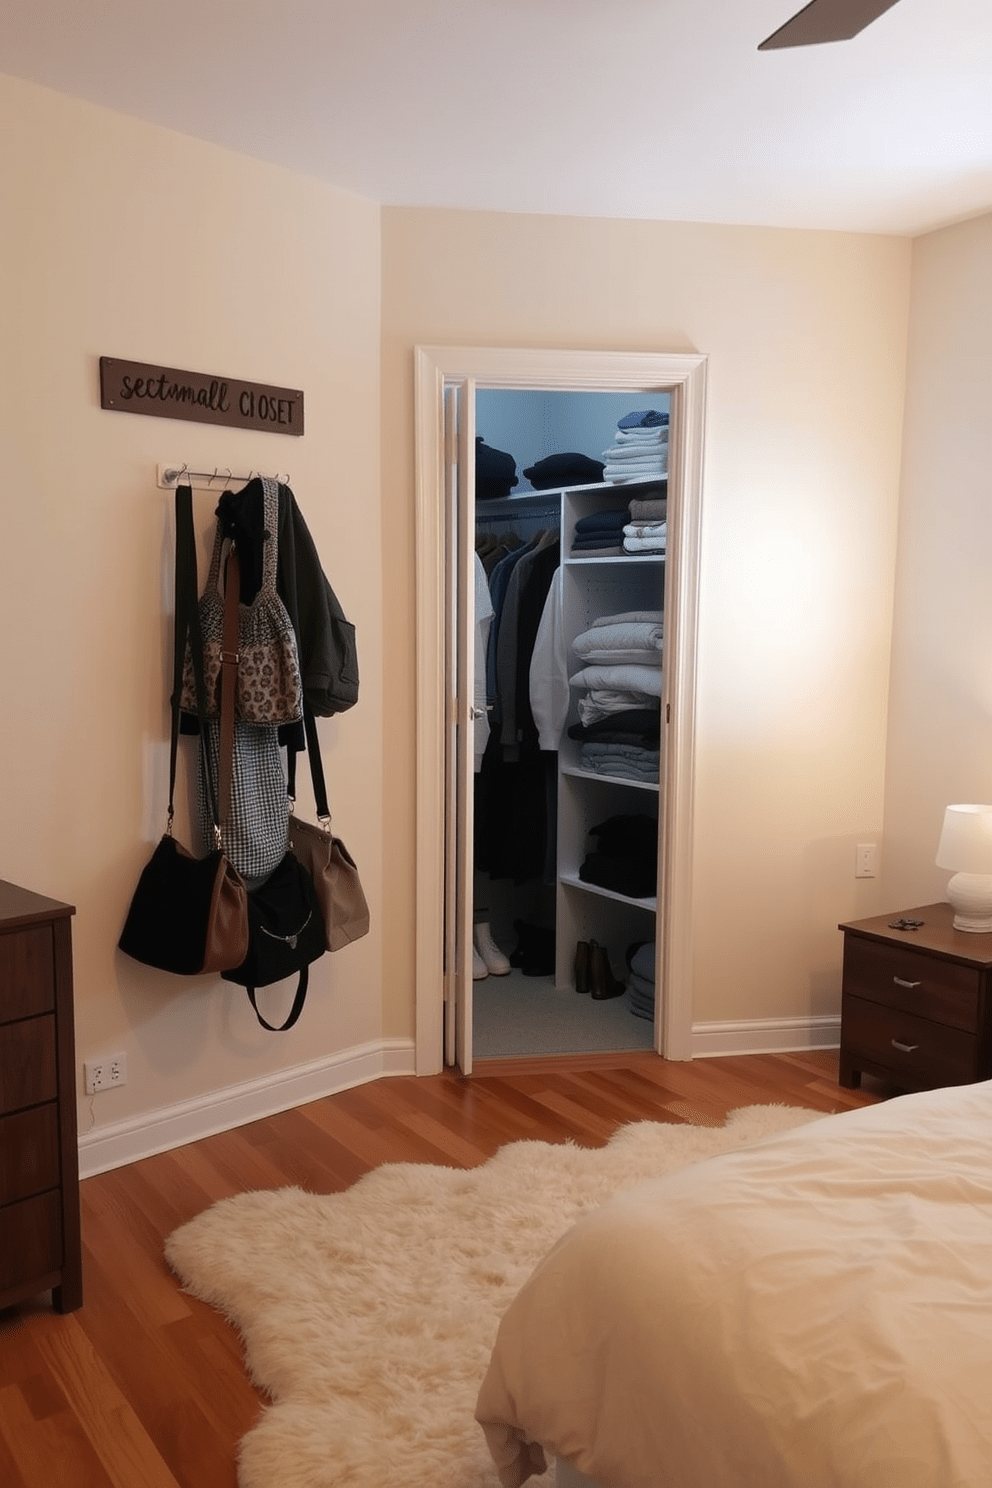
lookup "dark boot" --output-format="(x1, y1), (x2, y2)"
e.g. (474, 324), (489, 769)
(589, 941), (625, 1000)
(574, 940), (591, 993)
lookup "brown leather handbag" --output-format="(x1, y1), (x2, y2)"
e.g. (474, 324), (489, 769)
(287, 705), (370, 952)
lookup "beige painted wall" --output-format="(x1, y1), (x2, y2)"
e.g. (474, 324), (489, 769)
(0, 68), (921, 1150)
(380, 208), (911, 1031)
(0, 76), (383, 1136)
(883, 209), (992, 910)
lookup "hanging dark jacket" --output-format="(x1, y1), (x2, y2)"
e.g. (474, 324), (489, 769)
(182, 480), (359, 738)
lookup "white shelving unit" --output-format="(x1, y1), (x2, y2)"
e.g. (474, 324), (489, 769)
(555, 481), (665, 990)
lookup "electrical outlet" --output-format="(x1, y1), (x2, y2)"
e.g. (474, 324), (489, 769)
(84, 1052), (128, 1095)
(855, 843), (877, 879)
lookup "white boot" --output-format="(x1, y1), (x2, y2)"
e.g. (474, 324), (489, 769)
(475, 922), (510, 976)
(473, 947), (489, 980)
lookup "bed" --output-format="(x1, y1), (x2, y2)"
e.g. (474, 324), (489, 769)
(475, 1080), (992, 1488)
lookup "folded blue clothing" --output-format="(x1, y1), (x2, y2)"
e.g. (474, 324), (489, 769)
(578, 758), (659, 783)
(630, 942), (656, 982)
(628, 982), (655, 1009)
(618, 410), (669, 429)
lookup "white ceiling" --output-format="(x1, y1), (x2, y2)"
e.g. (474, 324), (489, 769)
(3, 0), (992, 235)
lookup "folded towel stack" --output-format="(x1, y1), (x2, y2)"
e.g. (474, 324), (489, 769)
(602, 410), (669, 485)
(568, 611), (664, 745)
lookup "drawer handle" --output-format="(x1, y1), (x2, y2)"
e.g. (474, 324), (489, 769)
(892, 976), (921, 989)
(891, 1038), (920, 1054)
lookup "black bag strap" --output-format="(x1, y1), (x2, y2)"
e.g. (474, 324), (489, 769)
(246, 969), (310, 1032)
(172, 487), (223, 835)
(286, 702), (331, 820)
(218, 542), (241, 830)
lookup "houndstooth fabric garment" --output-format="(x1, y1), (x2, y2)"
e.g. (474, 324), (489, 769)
(196, 720), (288, 885)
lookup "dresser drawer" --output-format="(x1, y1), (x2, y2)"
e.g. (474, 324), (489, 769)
(0, 1103), (60, 1205)
(842, 936), (981, 1032)
(0, 925), (56, 1023)
(0, 1016), (57, 1116)
(0, 1189), (62, 1296)
(841, 993), (982, 1089)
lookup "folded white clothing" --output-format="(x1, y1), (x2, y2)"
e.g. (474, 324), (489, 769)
(590, 609), (664, 627)
(602, 444), (669, 462)
(608, 473), (667, 484)
(604, 461), (668, 477)
(577, 690), (658, 726)
(570, 663), (664, 696)
(615, 428), (669, 444)
(623, 522), (667, 539)
(573, 649), (662, 666)
(623, 534), (667, 553)
(573, 619), (664, 658)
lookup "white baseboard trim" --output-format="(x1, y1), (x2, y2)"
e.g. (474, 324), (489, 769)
(691, 1015), (841, 1059)
(77, 1038), (416, 1179)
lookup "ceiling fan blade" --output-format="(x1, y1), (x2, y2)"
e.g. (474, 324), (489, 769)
(758, 0), (901, 49)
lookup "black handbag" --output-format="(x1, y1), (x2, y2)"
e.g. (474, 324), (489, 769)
(119, 487), (249, 975)
(213, 547), (328, 1031)
(221, 850), (327, 1030)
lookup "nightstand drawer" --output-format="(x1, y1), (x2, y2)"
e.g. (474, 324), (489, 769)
(0, 1016), (57, 1116)
(842, 936), (981, 1032)
(0, 1190), (62, 1296)
(0, 1104), (60, 1206)
(0, 924), (56, 1023)
(841, 993), (981, 1088)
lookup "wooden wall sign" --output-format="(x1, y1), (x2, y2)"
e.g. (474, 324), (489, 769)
(99, 357), (304, 435)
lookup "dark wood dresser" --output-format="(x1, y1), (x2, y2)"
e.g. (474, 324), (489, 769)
(838, 901), (992, 1093)
(0, 880), (82, 1312)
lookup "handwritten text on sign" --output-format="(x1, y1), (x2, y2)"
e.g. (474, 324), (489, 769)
(99, 358), (304, 435)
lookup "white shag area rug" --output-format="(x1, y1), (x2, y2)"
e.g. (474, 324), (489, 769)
(165, 1104), (822, 1488)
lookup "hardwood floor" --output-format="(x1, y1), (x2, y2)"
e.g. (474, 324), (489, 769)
(0, 1050), (887, 1487)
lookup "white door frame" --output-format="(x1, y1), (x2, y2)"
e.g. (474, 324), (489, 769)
(413, 346), (708, 1073)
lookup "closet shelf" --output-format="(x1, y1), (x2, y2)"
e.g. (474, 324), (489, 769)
(561, 764), (659, 794)
(565, 554), (665, 567)
(559, 873), (657, 913)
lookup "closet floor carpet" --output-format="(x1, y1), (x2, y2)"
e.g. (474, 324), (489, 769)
(472, 968), (656, 1058)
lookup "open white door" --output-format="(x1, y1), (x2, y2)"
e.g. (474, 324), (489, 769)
(415, 346), (708, 1075)
(442, 379), (477, 1073)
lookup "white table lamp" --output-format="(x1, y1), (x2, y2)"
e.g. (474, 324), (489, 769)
(935, 803), (992, 932)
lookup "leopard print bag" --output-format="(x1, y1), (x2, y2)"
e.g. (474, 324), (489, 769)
(180, 477), (302, 726)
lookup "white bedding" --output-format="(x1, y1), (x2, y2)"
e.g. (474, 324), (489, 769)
(476, 1082), (992, 1488)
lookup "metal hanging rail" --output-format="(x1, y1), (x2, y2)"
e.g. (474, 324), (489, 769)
(156, 463), (290, 491)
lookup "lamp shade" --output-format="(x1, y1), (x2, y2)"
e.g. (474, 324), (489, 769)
(935, 804), (992, 873)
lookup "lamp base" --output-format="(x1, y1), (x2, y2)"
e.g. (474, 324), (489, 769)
(945, 872), (992, 933)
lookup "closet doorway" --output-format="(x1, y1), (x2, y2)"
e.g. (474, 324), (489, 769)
(413, 347), (708, 1075)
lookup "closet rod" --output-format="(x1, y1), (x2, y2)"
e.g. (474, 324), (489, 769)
(156, 462), (290, 492)
(475, 504), (560, 525)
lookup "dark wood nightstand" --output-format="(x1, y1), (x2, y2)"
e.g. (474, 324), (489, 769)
(838, 901), (992, 1093)
(0, 880), (82, 1312)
